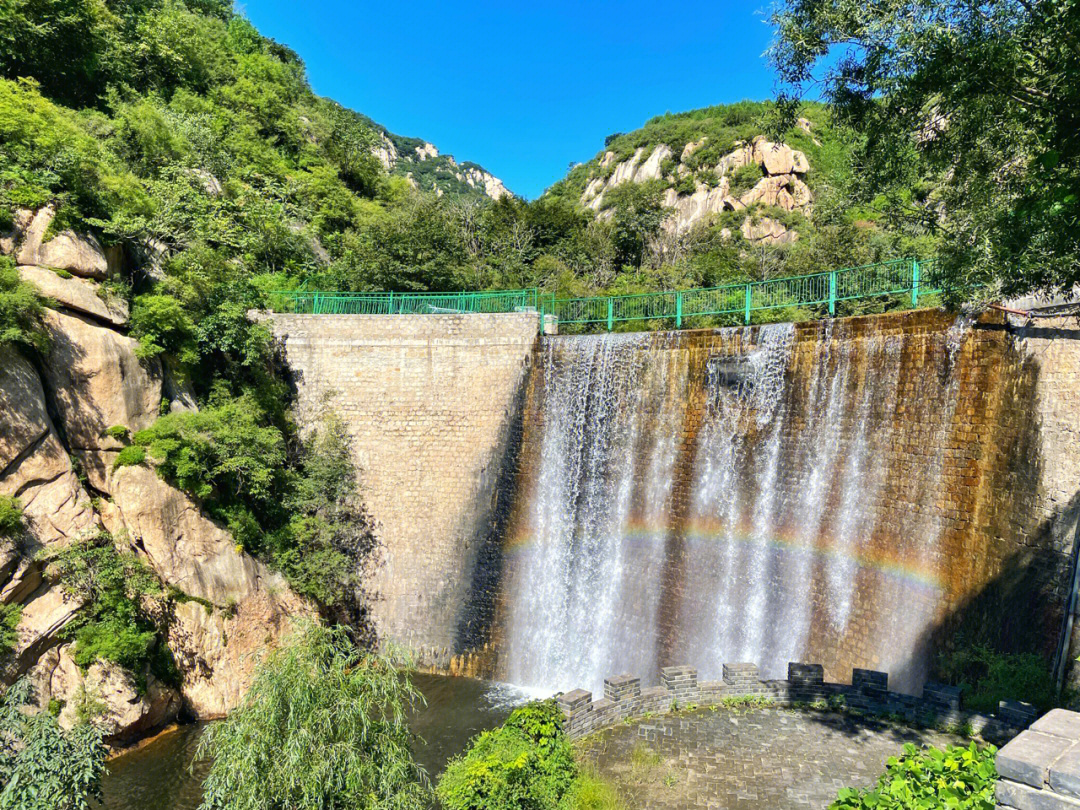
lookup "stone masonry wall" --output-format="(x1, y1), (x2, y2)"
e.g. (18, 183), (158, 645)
(262, 312), (538, 670)
(558, 661), (1037, 743)
(505, 310), (1080, 690)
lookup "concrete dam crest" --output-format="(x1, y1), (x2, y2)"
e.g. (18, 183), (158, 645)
(264, 309), (1080, 696)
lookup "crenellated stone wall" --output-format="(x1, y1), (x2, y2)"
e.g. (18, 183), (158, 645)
(557, 661), (1038, 743)
(997, 709), (1080, 810)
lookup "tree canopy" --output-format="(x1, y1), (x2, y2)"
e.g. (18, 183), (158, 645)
(771, 0), (1080, 300)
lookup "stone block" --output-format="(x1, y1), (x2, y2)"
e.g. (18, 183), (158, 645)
(1034, 711), (1080, 741)
(997, 779), (1080, 810)
(788, 662), (824, 686)
(1051, 747), (1080, 800)
(998, 731), (1078, 789)
(923, 681), (962, 710)
(852, 668), (888, 693)
(558, 689), (592, 715)
(723, 662), (760, 685)
(1000, 700), (1041, 729)
(604, 674), (641, 703)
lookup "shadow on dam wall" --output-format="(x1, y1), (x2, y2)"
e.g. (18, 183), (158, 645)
(476, 310), (1080, 697)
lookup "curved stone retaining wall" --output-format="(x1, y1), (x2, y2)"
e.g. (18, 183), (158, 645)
(557, 662), (1040, 743)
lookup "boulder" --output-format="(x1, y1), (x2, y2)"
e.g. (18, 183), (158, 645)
(0, 347), (97, 547)
(168, 588), (305, 717)
(106, 464), (286, 606)
(752, 138), (796, 176)
(30, 644), (181, 744)
(8, 584), (83, 676)
(792, 150), (809, 174)
(17, 207), (109, 280)
(0, 208), (34, 255)
(18, 265), (128, 326)
(598, 151), (617, 169)
(742, 216), (799, 244)
(39, 309), (162, 455)
(738, 174), (813, 213)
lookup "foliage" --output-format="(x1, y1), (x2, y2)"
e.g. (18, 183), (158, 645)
(437, 700), (577, 810)
(45, 532), (172, 687)
(272, 412), (375, 608)
(0, 678), (107, 810)
(0, 495), (23, 538)
(938, 642), (1058, 713)
(133, 394), (287, 547)
(563, 764), (625, 810)
(770, 0), (1080, 301)
(196, 621), (428, 810)
(0, 256), (47, 351)
(829, 742), (997, 810)
(0, 603), (21, 660)
(112, 444), (146, 469)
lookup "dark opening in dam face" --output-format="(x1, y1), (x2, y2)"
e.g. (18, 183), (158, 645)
(497, 312), (1063, 696)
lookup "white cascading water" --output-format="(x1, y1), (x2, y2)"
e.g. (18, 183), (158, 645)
(503, 320), (969, 696)
(504, 333), (688, 691)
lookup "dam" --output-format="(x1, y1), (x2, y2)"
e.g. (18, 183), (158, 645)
(264, 308), (1080, 696)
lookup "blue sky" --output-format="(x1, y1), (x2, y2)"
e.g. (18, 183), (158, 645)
(242, 1), (782, 199)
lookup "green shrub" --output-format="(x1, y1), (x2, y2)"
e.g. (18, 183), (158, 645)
(111, 445), (146, 470)
(437, 700), (577, 810)
(829, 742), (997, 810)
(0, 679), (107, 810)
(0, 496), (23, 538)
(564, 764), (625, 810)
(103, 425), (131, 442)
(196, 621), (428, 810)
(45, 532), (169, 690)
(0, 257), (47, 351)
(938, 643), (1058, 713)
(0, 602), (22, 659)
(129, 294), (198, 363)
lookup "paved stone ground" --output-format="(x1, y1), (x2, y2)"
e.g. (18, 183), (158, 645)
(576, 705), (961, 809)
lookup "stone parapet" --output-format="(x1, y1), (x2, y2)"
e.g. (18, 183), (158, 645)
(558, 662), (1039, 743)
(997, 709), (1080, 810)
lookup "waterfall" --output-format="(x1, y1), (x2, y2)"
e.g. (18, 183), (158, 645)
(503, 319), (971, 695)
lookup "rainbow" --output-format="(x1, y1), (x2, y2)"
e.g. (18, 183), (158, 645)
(505, 516), (942, 592)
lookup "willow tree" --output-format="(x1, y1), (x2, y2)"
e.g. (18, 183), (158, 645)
(196, 621), (429, 810)
(770, 0), (1079, 301)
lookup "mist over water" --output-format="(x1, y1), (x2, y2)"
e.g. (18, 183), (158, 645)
(504, 321), (971, 696)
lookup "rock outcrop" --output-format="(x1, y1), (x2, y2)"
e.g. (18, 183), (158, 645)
(578, 136), (813, 238)
(29, 645), (181, 744)
(14, 206), (112, 280)
(17, 265), (129, 327)
(0, 238), (310, 743)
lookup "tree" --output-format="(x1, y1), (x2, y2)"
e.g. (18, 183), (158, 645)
(196, 621), (429, 810)
(770, 0), (1080, 301)
(0, 679), (107, 810)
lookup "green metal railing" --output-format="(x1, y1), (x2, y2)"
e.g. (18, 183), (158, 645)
(269, 288), (539, 315)
(269, 258), (943, 332)
(547, 257), (942, 330)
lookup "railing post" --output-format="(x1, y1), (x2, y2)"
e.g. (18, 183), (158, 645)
(676, 292), (683, 329)
(313, 292), (321, 315)
(744, 284), (752, 325)
(911, 259), (921, 307)
(607, 297), (614, 332)
(388, 291), (394, 315)
(828, 270), (837, 317)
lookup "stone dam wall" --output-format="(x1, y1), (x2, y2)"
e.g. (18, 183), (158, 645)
(264, 309), (1080, 691)
(264, 312), (538, 669)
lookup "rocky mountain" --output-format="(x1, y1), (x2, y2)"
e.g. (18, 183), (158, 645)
(364, 117), (512, 201)
(545, 102), (846, 246)
(1, 208), (308, 744)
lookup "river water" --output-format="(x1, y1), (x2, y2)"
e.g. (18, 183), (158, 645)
(99, 674), (543, 809)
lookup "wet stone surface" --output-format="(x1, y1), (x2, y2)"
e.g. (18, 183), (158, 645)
(577, 704), (960, 810)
